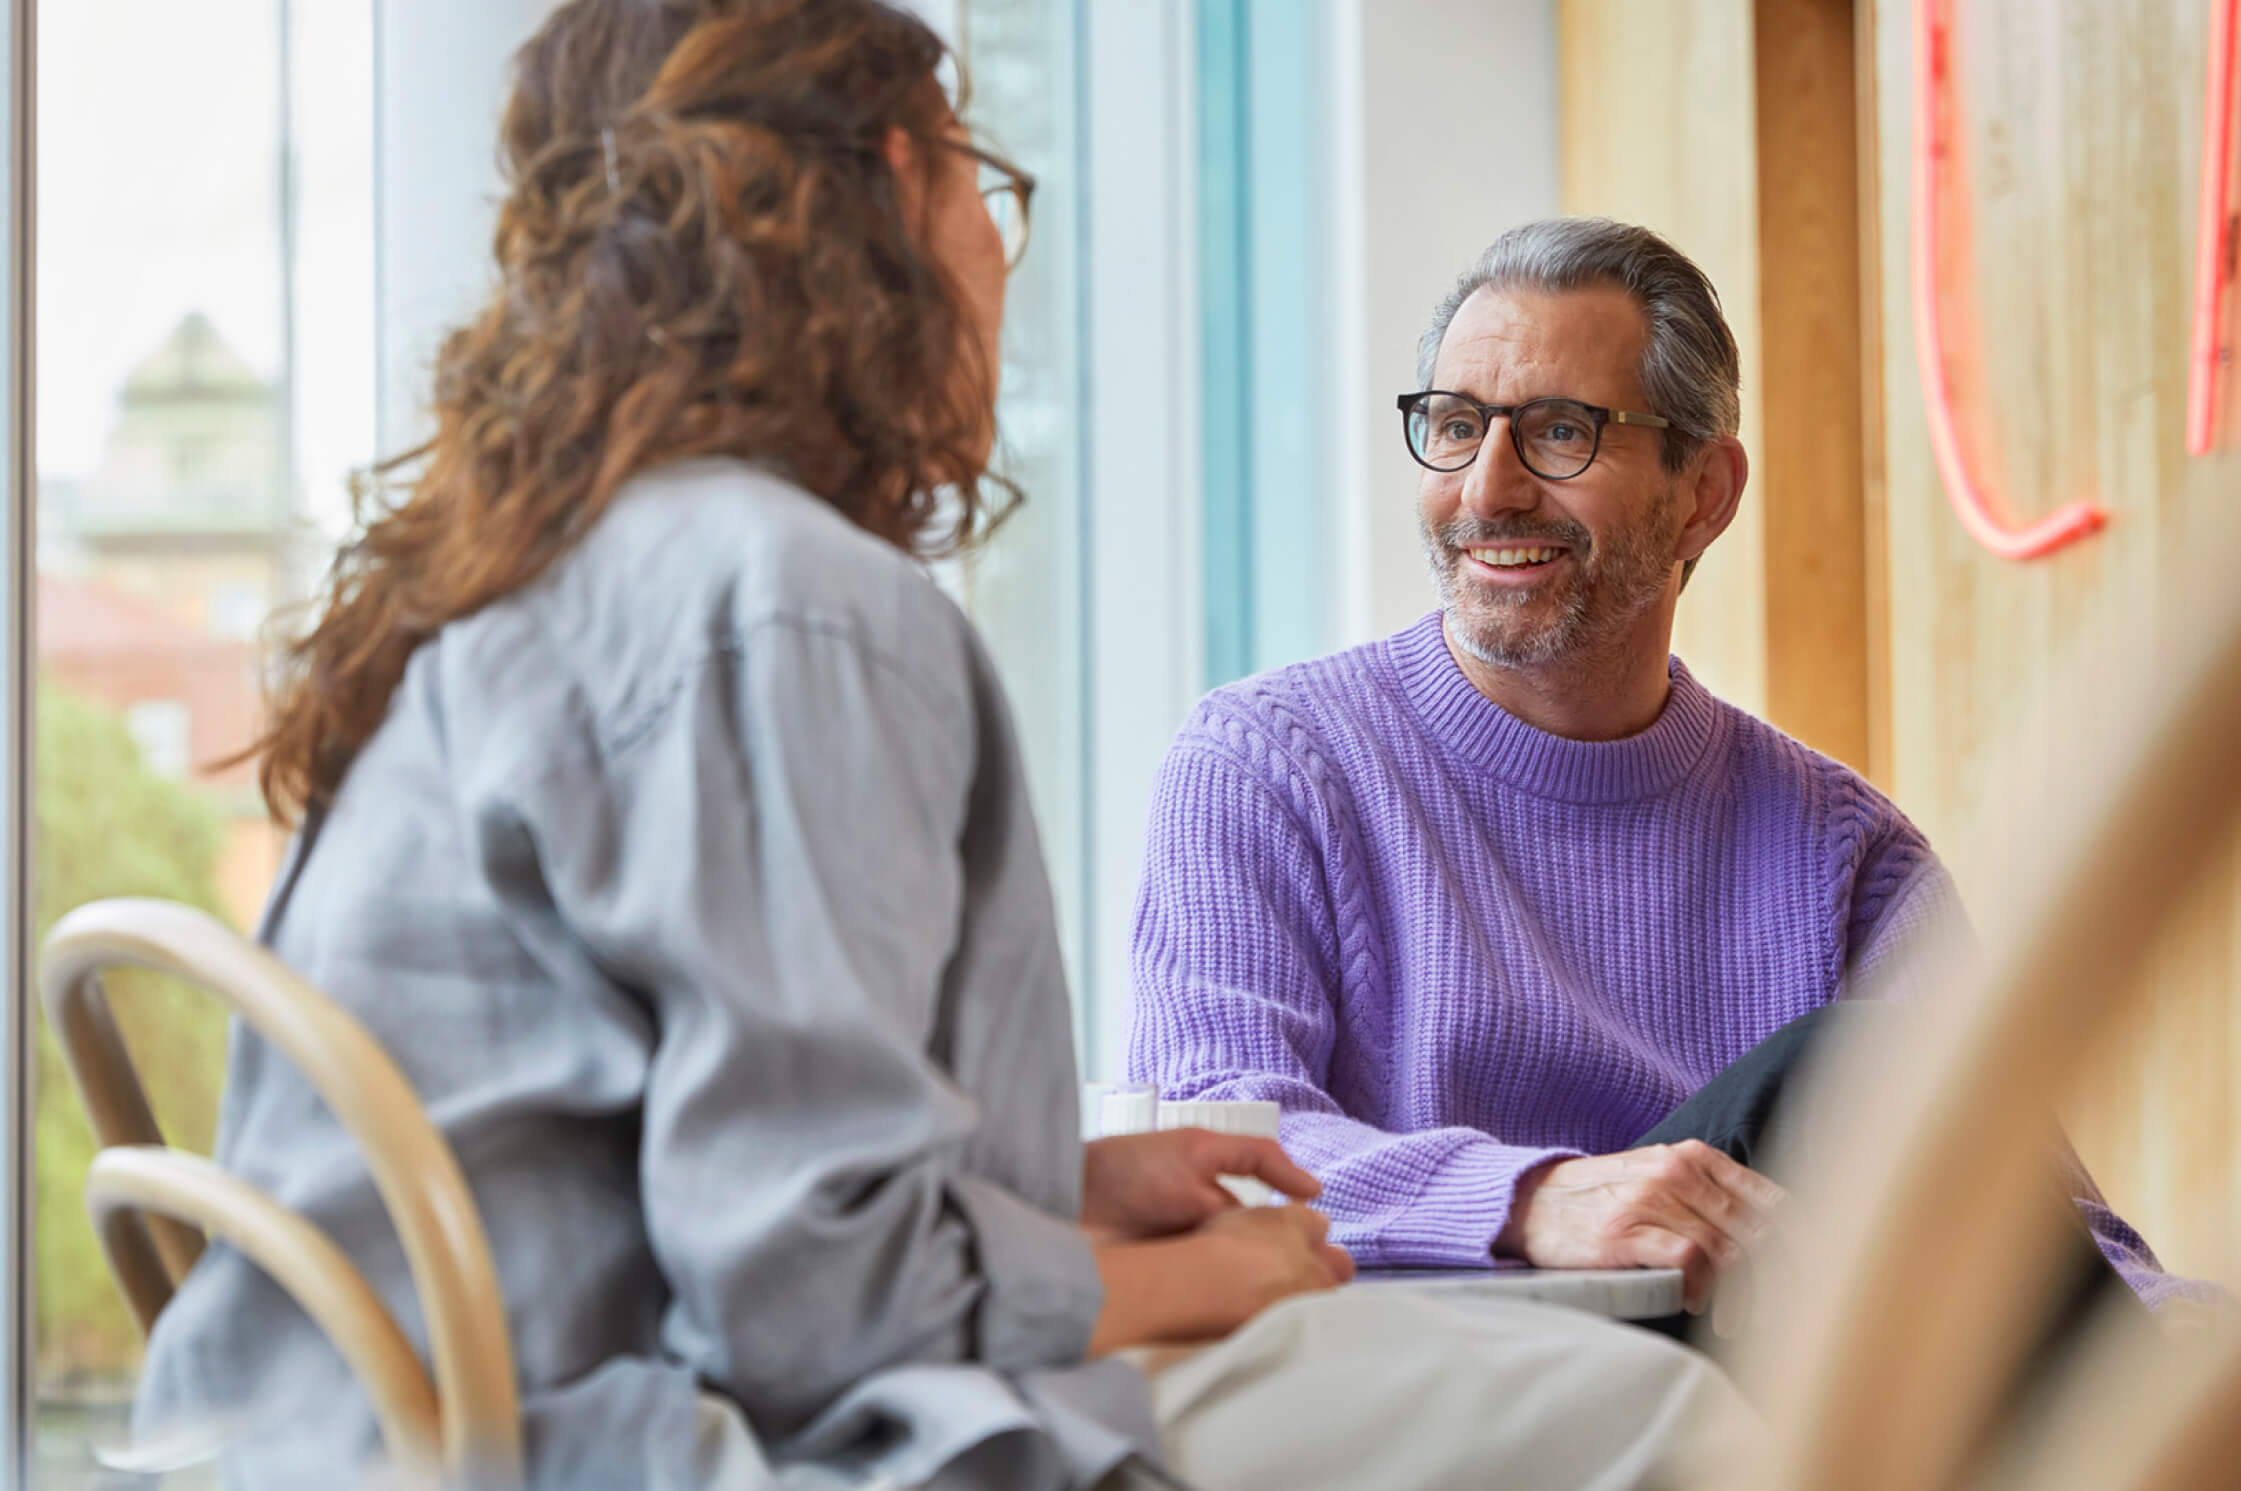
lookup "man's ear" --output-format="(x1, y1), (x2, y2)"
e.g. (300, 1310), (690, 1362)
(1674, 435), (1748, 564)
(880, 125), (925, 228)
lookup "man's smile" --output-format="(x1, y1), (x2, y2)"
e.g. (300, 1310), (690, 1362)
(1460, 544), (1572, 584)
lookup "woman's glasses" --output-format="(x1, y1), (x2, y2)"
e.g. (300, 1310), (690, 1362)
(945, 141), (1035, 270)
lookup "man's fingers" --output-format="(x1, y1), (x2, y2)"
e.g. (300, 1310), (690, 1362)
(1646, 1142), (1788, 1316)
(1690, 1141), (1788, 1215)
(1638, 1225), (1721, 1314)
(1318, 1242), (1357, 1284)
(1668, 1163), (1765, 1259)
(1664, 1142), (1781, 1250)
(1629, 1161), (1749, 1268)
(1199, 1133), (1322, 1200)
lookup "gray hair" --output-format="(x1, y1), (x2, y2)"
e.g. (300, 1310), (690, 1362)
(1416, 217), (1740, 471)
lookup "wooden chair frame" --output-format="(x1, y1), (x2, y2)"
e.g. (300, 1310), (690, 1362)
(39, 899), (522, 1488)
(85, 1146), (443, 1478)
(1719, 518), (2241, 1490)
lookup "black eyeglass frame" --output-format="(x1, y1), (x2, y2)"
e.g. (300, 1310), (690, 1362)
(1395, 390), (1672, 481)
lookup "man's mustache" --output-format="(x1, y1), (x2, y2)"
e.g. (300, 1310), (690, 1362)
(1436, 516), (1592, 553)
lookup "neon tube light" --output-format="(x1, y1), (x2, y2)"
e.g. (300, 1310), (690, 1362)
(1911, 0), (2106, 559)
(2187, 0), (2238, 456)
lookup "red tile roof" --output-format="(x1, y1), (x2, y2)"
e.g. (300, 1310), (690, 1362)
(38, 573), (229, 658)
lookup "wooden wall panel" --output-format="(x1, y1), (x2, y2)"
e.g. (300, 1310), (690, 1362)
(1559, 0), (1769, 720)
(1864, 0), (2241, 1282)
(1755, 0), (1872, 771)
(1561, 0), (1876, 771)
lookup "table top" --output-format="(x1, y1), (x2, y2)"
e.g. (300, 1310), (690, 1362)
(1350, 1267), (1686, 1321)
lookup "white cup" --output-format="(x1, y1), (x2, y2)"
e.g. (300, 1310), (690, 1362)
(1080, 1081), (1160, 1140)
(1156, 1099), (1285, 1206)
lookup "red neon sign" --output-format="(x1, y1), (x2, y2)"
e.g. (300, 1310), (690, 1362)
(1911, 0), (2107, 560)
(2188, 0), (2238, 456)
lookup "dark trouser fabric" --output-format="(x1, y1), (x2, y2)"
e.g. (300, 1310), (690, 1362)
(1628, 1001), (2140, 1359)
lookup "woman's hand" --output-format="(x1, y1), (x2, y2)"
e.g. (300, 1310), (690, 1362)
(1195, 1204), (1358, 1311)
(1087, 1205), (1355, 1354)
(1081, 1129), (1322, 1241)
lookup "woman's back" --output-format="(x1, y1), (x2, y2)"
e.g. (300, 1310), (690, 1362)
(134, 458), (1144, 1489)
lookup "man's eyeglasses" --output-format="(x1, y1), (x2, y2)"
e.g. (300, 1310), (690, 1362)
(944, 141), (1035, 271)
(1396, 391), (1671, 481)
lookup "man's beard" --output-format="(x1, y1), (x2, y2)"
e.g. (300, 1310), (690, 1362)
(1423, 486), (1681, 670)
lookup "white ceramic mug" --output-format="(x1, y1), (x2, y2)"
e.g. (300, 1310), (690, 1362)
(1080, 1081), (1160, 1140)
(1155, 1099), (1285, 1206)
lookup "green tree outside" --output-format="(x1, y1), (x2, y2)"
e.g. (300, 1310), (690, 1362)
(33, 680), (233, 1390)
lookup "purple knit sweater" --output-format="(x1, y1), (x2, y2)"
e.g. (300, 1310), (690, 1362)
(1127, 612), (2183, 1306)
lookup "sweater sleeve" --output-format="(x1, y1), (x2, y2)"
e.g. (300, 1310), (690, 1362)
(2061, 1152), (2228, 1311)
(1848, 825), (2226, 1313)
(1845, 839), (1971, 1002)
(1125, 724), (1579, 1270)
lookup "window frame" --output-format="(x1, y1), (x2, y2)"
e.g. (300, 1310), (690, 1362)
(1078, 0), (1205, 1076)
(2, 0), (35, 1477)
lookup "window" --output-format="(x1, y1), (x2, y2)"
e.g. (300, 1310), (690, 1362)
(955, 0), (1089, 1033)
(954, 0), (1208, 1075)
(207, 581), (268, 643)
(0, 0), (26, 1480)
(17, 0), (1210, 1470)
(122, 700), (192, 781)
(1197, 0), (1340, 687)
(31, 0), (374, 1476)
(167, 433), (220, 490)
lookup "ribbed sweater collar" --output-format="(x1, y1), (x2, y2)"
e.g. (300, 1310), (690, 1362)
(1387, 611), (1720, 804)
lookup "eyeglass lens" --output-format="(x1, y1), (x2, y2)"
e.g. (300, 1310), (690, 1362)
(1406, 395), (1601, 479)
(979, 167), (1028, 268)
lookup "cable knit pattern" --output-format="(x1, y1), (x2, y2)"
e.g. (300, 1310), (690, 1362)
(1127, 612), (2183, 1306)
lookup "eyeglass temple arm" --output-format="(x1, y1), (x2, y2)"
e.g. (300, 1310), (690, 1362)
(1400, 393), (1671, 431)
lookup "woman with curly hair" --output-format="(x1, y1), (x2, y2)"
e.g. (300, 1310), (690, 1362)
(131, 2), (1748, 1487)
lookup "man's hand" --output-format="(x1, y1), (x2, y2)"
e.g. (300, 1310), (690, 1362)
(1494, 1140), (1787, 1313)
(1081, 1129), (1322, 1241)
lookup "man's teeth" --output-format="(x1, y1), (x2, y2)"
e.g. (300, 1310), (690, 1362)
(1467, 546), (1562, 568)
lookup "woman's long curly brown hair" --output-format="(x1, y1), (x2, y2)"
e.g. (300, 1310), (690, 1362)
(253, 0), (1008, 822)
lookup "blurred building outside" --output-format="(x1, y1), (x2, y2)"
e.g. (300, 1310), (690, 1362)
(39, 312), (306, 929)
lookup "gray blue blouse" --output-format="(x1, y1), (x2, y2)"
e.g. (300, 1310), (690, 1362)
(134, 458), (1157, 1489)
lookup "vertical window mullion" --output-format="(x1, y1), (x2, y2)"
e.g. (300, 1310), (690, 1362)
(1, 0), (34, 1479)
(1196, 0), (1253, 688)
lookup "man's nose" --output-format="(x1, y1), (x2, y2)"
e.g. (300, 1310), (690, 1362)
(1460, 421), (1541, 521)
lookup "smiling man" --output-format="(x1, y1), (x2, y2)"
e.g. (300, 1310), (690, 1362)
(1126, 217), (2188, 1318)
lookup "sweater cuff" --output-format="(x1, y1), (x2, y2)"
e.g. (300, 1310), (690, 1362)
(951, 1174), (1104, 1369)
(1341, 1141), (1582, 1270)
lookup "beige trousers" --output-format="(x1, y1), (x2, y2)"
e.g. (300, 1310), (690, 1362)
(1106, 1288), (1758, 1491)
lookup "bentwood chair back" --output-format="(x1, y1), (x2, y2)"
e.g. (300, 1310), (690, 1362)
(1716, 521), (2241, 1491)
(39, 898), (522, 1489)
